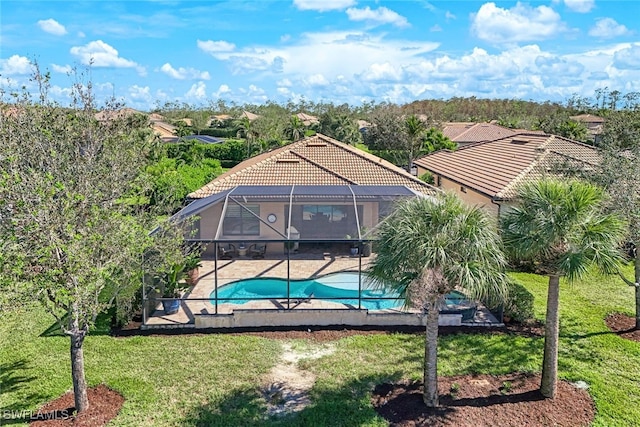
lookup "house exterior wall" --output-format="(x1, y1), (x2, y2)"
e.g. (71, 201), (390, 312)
(414, 166), (500, 218)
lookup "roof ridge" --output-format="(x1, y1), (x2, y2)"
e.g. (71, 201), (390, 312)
(320, 134), (435, 190)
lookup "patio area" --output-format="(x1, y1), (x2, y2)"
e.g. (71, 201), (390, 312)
(143, 249), (501, 329)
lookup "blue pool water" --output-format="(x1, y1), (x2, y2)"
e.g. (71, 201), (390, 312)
(211, 272), (403, 310)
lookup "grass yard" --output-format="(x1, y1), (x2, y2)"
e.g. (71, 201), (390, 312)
(1, 267), (639, 426)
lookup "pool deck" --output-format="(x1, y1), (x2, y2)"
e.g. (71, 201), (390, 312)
(144, 252), (501, 329)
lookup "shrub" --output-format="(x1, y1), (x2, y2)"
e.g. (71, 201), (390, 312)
(419, 171), (435, 184)
(502, 280), (534, 323)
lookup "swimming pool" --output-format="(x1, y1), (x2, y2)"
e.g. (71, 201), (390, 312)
(211, 272), (402, 310)
(210, 272), (475, 312)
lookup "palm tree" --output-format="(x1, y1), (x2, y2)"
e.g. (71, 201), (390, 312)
(235, 116), (258, 158)
(404, 114), (427, 173)
(368, 193), (508, 407)
(501, 179), (626, 398)
(284, 115), (306, 141)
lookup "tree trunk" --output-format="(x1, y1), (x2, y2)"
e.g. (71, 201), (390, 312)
(423, 302), (440, 407)
(70, 331), (89, 412)
(635, 252), (640, 330)
(541, 275), (560, 398)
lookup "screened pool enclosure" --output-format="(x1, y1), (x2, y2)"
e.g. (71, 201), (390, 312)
(141, 185), (492, 328)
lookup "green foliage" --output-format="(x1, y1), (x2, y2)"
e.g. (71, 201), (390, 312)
(199, 128), (238, 138)
(145, 157), (222, 211)
(502, 280), (534, 323)
(501, 179), (627, 281)
(419, 171), (435, 184)
(421, 127), (457, 154)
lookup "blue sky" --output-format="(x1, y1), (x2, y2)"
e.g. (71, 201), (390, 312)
(1, 0), (639, 111)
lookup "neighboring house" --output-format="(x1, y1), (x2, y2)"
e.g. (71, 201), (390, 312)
(442, 122), (521, 147)
(174, 133), (437, 256)
(414, 133), (599, 218)
(240, 111), (260, 121)
(570, 113), (605, 143)
(296, 113), (319, 126)
(151, 120), (178, 142)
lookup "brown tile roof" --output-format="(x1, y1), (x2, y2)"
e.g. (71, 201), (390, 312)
(151, 121), (177, 140)
(241, 111), (260, 121)
(414, 133), (599, 201)
(570, 114), (606, 124)
(296, 113), (319, 125)
(189, 133), (437, 198)
(442, 122), (518, 144)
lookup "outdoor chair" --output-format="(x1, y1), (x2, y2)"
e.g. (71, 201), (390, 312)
(248, 243), (267, 259)
(218, 243), (238, 259)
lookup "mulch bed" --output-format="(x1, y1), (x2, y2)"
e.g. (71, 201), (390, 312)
(29, 385), (124, 427)
(372, 373), (595, 427)
(605, 312), (640, 342)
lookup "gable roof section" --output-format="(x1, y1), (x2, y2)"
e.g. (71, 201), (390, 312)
(414, 133), (599, 201)
(189, 133), (437, 198)
(442, 122), (517, 144)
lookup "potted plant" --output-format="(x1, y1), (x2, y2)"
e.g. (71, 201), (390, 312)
(184, 253), (202, 286)
(345, 234), (359, 256)
(156, 262), (189, 315)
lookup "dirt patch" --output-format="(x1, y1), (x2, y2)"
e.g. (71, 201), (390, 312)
(29, 384), (124, 427)
(605, 312), (640, 342)
(261, 342), (335, 417)
(372, 373), (594, 427)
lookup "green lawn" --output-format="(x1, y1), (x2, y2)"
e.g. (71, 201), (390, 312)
(1, 268), (639, 426)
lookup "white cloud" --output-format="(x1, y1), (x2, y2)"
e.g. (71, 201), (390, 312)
(589, 18), (630, 39)
(70, 40), (144, 75)
(0, 55), (32, 75)
(346, 6), (410, 28)
(185, 81), (207, 100)
(160, 63), (210, 80)
(445, 11), (456, 21)
(361, 62), (403, 82)
(471, 2), (568, 44)
(37, 18), (67, 36)
(564, 0), (594, 13)
(52, 64), (72, 74)
(197, 39), (236, 54)
(215, 84), (231, 95)
(128, 85), (152, 102)
(293, 0), (355, 12)
(430, 25), (443, 32)
(613, 44), (640, 69)
(207, 31), (439, 81)
(303, 73), (330, 87)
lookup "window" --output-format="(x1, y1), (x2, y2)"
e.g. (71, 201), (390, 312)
(222, 204), (260, 236)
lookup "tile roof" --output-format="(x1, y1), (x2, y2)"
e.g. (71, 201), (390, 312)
(414, 133), (599, 201)
(296, 113), (319, 125)
(189, 133), (437, 198)
(241, 111), (260, 121)
(442, 122), (517, 144)
(570, 114), (606, 124)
